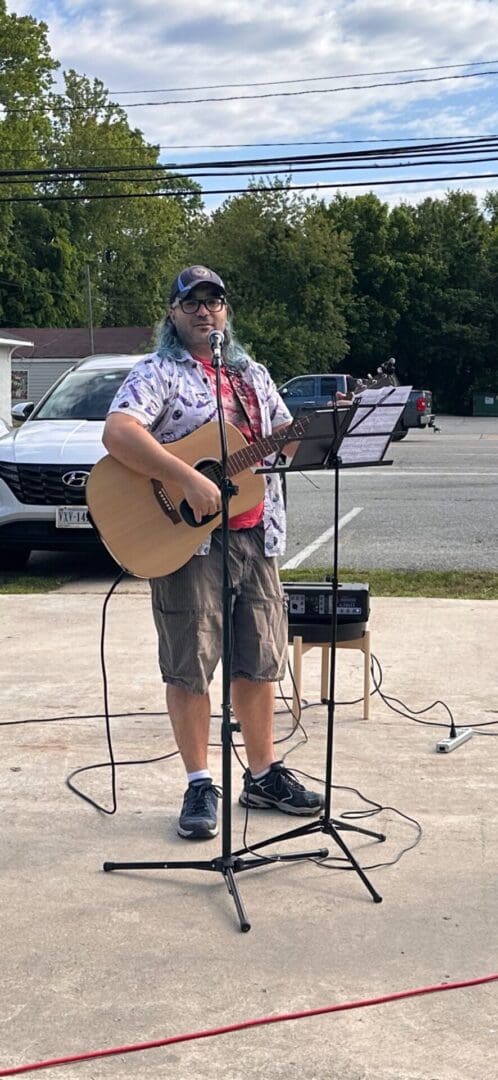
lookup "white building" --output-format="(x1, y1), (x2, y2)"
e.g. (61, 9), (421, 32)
(0, 334), (34, 428)
(1, 327), (154, 408)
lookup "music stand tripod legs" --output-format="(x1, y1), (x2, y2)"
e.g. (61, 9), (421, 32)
(103, 357), (327, 933)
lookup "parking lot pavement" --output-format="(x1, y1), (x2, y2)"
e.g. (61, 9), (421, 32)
(1, 589), (497, 1078)
(284, 413), (498, 572)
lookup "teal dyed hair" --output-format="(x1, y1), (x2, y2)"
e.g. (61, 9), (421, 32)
(155, 312), (249, 370)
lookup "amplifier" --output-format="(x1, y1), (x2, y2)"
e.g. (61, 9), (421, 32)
(283, 581), (370, 642)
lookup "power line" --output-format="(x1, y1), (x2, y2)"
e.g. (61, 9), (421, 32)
(6, 68), (498, 115)
(107, 59), (498, 95)
(2, 170), (497, 203)
(2, 136), (498, 179)
(4, 135), (498, 157)
(4, 156), (498, 187)
(152, 134), (498, 149)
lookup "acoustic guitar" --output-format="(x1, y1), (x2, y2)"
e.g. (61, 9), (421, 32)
(86, 415), (312, 578)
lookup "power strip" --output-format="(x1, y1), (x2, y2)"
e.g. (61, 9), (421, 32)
(436, 728), (473, 753)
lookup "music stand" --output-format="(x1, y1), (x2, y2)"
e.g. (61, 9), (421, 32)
(232, 386), (413, 895)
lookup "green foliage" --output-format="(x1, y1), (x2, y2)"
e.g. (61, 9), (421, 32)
(390, 192), (491, 411)
(324, 193), (405, 369)
(0, 0), (58, 317)
(191, 182), (352, 383)
(1, 2), (498, 412)
(0, 15), (202, 328)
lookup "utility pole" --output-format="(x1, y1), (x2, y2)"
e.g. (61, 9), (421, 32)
(85, 264), (95, 355)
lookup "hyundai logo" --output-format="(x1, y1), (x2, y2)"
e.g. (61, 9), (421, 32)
(62, 470), (90, 488)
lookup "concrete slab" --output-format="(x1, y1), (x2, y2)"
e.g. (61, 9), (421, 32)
(0, 591), (497, 1079)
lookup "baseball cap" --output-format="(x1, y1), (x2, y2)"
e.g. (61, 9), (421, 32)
(169, 265), (226, 303)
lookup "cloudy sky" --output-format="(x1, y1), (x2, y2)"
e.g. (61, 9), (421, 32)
(13, 0), (498, 207)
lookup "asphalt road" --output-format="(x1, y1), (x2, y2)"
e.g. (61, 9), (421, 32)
(282, 414), (498, 572)
(26, 414), (498, 580)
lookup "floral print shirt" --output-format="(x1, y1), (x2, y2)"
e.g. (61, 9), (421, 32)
(107, 348), (293, 556)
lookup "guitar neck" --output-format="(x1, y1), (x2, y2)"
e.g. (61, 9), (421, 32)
(227, 416), (310, 478)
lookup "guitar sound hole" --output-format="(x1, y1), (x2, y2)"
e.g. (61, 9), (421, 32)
(196, 458), (223, 486)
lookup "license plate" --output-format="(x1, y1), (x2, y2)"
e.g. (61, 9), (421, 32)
(56, 506), (91, 529)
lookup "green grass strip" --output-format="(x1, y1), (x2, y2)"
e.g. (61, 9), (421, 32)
(280, 568), (498, 599)
(0, 573), (75, 594)
(1, 567), (498, 598)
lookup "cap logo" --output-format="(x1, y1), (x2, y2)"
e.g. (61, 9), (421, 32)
(170, 264), (225, 303)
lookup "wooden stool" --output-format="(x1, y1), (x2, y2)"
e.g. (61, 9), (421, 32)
(290, 630), (371, 721)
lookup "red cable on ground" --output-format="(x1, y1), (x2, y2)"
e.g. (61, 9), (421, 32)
(1, 973), (496, 1077)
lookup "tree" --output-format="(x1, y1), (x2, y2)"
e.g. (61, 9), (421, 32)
(390, 192), (491, 411)
(323, 193), (407, 372)
(1, 59), (204, 328)
(192, 181), (352, 384)
(0, 0), (58, 320)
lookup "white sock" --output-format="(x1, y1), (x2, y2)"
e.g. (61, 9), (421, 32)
(187, 769), (212, 785)
(251, 766), (272, 781)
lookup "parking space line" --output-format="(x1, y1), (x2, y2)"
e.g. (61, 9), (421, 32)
(339, 470), (498, 477)
(281, 507), (363, 570)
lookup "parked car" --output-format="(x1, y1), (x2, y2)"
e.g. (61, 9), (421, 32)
(0, 353), (141, 570)
(278, 373), (350, 415)
(278, 367), (436, 441)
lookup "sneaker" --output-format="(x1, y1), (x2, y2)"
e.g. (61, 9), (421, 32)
(178, 780), (221, 839)
(239, 761), (324, 816)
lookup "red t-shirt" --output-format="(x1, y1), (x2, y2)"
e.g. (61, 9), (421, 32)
(194, 356), (264, 529)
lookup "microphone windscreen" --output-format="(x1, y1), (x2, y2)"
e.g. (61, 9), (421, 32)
(208, 330), (224, 350)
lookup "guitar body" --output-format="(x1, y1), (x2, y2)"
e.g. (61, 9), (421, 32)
(86, 421), (266, 578)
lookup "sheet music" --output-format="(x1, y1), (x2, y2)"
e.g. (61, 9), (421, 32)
(340, 385), (412, 465)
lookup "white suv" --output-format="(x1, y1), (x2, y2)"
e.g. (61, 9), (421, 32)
(0, 353), (140, 570)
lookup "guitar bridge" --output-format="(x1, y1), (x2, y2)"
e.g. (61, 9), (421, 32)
(151, 479), (181, 523)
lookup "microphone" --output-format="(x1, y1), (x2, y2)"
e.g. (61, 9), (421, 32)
(208, 329), (224, 364)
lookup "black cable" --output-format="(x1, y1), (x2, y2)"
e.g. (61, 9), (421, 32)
(5, 154), (498, 188)
(4, 134), (498, 176)
(0, 710), (167, 727)
(4, 169), (498, 204)
(10, 67), (497, 114)
(6, 134), (498, 154)
(108, 59), (498, 96)
(65, 747), (180, 811)
(370, 653), (498, 737)
(64, 570), (125, 813)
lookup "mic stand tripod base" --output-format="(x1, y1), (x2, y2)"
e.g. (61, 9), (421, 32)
(102, 844), (330, 933)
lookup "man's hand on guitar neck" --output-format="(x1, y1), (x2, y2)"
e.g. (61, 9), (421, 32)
(274, 422), (300, 460)
(103, 412), (221, 524)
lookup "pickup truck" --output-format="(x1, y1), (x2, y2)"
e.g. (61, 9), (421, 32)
(393, 389), (435, 439)
(278, 373), (349, 415)
(278, 373), (435, 439)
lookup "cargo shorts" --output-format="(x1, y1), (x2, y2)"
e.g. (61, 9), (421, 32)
(150, 525), (288, 695)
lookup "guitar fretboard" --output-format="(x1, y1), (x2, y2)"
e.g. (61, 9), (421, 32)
(227, 415), (311, 477)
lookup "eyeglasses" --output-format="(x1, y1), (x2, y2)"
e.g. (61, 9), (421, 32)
(175, 296), (226, 314)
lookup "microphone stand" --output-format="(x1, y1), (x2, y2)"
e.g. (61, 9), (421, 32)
(103, 331), (327, 932)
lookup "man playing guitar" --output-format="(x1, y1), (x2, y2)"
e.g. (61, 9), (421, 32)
(103, 265), (324, 840)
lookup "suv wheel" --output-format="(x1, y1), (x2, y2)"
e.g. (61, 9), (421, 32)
(0, 546), (32, 571)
